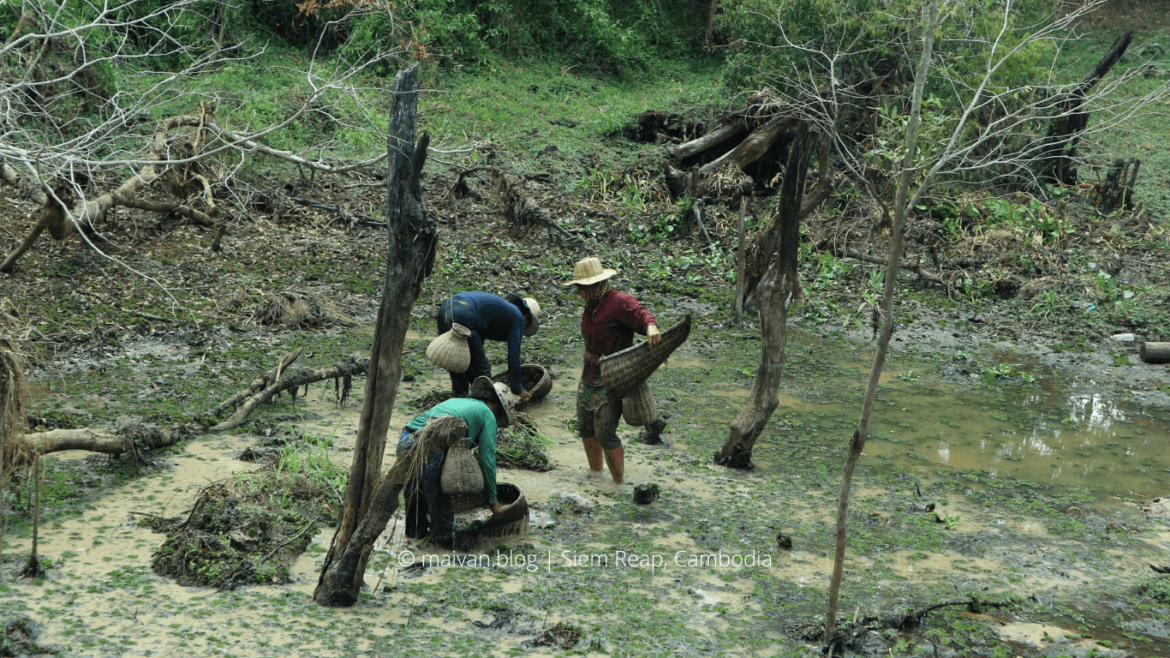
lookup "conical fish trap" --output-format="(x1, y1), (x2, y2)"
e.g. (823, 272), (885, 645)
(600, 314), (692, 399)
(621, 380), (658, 427)
(491, 364), (553, 402)
(426, 323), (472, 373)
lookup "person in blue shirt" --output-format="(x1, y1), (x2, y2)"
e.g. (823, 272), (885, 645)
(436, 292), (541, 402)
(397, 376), (516, 548)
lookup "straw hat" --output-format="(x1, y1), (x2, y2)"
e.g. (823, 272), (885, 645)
(426, 323), (472, 373)
(504, 294), (542, 336)
(471, 376), (516, 428)
(562, 257), (617, 287)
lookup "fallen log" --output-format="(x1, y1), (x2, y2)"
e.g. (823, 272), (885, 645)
(14, 423), (184, 463)
(210, 359), (369, 432)
(205, 348), (302, 421)
(489, 168), (579, 244)
(1140, 342), (1170, 364)
(670, 121), (747, 161)
(819, 242), (942, 283)
(23, 428), (130, 456)
(700, 115), (798, 177)
(1, 116), (206, 272)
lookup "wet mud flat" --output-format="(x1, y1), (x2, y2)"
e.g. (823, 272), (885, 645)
(2, 320), (1169, 658)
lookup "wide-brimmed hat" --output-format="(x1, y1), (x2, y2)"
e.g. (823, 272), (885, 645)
(562, 257), (617, 287)
(504, 294), (542, 336)
(470, 376), (516, 428)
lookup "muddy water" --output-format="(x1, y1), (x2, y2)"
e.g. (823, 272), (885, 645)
(678, 347), (1170, 498)
(9, 329), (1170, 656)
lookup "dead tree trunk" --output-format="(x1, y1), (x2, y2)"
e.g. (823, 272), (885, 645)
(734, 198), (748, 324)
(1039, 31), (1133, 186)
(314, 62), (436, 608)
(740, 128), (834, 311)
(714, 123), (811, 468)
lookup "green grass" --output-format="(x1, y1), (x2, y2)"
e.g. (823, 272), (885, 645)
(421, 57), (723, 163)
(1055, 21), (1170, 218)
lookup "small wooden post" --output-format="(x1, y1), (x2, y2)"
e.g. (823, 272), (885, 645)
(734, 197), (748, 324)
(25, 455), (40, 575)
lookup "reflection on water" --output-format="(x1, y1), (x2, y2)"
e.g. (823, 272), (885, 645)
(1067, 393), (1127, 430)
(857, 385), (1168, 495)
(698, 348), (1170, 496)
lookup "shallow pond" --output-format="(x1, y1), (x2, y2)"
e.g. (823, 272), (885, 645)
(5, 328), (1168, 656)
(673, 331), (1170, 500)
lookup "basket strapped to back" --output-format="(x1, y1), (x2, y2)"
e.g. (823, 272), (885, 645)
(441, 438), (483, 495)
(426, 323), (472, 373)
(621, 380), (658, 427)
(600, 313), (692, 399)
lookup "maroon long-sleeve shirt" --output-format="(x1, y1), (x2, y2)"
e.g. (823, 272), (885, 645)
(580, 289), (657, 386)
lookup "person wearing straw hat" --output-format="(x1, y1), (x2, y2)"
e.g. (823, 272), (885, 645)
(436, 292), (541, 402)
(396, 376), (517, 548)
(564, 256), (664, 484)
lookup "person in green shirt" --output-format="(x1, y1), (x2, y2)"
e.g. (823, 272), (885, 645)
(397, 376), (516, 548)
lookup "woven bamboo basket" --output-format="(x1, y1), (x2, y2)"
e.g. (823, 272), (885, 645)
(600, 313), (692, 399)
(440, 438), (483, 495)
(452, 482), (530, 542)
(426, 323), (472, 373)
(491, 364), (553, 402)
(621, 380), (658, 427)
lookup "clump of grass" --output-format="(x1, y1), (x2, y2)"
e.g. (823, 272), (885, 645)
(496, 413), (554, 472)
(150, 437), (345, 588)
(1139, 574), (1170, 604)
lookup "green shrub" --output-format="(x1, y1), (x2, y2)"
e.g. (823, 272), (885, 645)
(1139, 575), (1170, 604)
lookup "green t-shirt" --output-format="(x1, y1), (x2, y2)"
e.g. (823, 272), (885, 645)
(405, 398), (498, 504)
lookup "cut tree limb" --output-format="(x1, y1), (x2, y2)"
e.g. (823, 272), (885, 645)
(118, 195), (215, 227)
(489, 168), (579, 243)
(209, 359), (369, 432)
(670, 121), (747, 161)
(1140, 342), (1170, 364)
(205, 348), (302, 420)
(700, 115), (798, 176)
(22, 428), (130, 457)
(818, 242), (942, 283)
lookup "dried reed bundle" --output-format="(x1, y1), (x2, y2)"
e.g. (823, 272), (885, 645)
(0, 299), (31, 480)
(222, 289), (356, 329)
(391, 415), (468, 486)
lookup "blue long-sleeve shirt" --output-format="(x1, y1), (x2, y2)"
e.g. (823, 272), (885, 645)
(444, 292), (526, 394)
